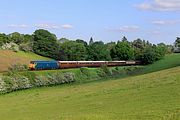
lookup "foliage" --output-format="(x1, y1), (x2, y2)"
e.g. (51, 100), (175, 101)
(0, 77), (6, 93)
(175, 37), (180, 47)
(32, 72), (75, 87)
(0, 71), (75, 93)
(19, 42), (33, 52)
(142, 53), (180, 74)
(80, 67), (91, 77)
(0, 30), (170, 64)
(59, 41), (87, 60)
(0, 33), (9, 47)
(174, 37), (180, 53)
(76, 39), (88, 47)
(89, 37), (94, 45)
(8, 63), (28, 72)
(111, 41), (134, 60)
(2, 74), (31, 92)
(100, 65), (112, 76)
(1, 42), (19, 52)
(140, 47), (157, 64)
(9, 32), (24, 45)
(140, 44), (168, 64)
(87, 41), (112, 61)
(33, 29), (59, 59)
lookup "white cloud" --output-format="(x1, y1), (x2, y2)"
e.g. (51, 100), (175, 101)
(35, 23), (73, 29)
(135, 0), (180, 11)
(152, 20), (180, 25)
(61, 24), (73, 29)
(108, 25), (140, 32)
(7, 24), (28, 28)
(35, 23), (60, 29)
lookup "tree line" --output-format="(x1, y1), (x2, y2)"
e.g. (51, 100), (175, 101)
(0, 29), (179, 64)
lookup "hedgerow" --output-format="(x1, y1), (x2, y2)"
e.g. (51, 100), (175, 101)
(0, 66), (143, 94)
(0, 71), (75, 94)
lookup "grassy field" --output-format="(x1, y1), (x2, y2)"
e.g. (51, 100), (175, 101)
(142, 53), (180, 74)
(0, 66), (179, 120)
(0, 50), (51, 72)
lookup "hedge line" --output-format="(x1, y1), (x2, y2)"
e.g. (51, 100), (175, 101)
(0, 66), (142, 94)
(0, 72), (75, 94)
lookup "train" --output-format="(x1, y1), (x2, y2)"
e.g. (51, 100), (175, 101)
(29, 60), (142, 70)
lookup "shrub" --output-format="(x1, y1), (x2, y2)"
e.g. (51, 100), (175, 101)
(19, 42), (33, 52)
(63, 72), (75, 83)
(21, 71), (36, 84)
(0, 77), (7, 93)
(80, 67), (91, 77)
(8, 63), (28, 72)
(100, 65), (112, 76)
(2, 74), (31, 92)
(34, 72), (75, 87)
(97, 65), (112, 77)
(123, 66), (143, 75)
(1, 42), (19, 52)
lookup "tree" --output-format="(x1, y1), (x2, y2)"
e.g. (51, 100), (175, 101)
(76, 39), (88, 47)
(23, 34), (33, 43)
(140, 44), (167, 64)
(132, 38), (145, 49)
(58, 38), (70, 43)
(155, 44), (167, 60)
(111, 41), (134, 60)
(141, 47), (156, 64)
(33, 29), (58, 59)
(89, 37), (94, 45)
(87, 41), (111, 61)
(0, 33), (9, 46)
(9, 32), (24, 45)
(132, 39), (145, 60)
(59, 41), (87, 61)
(174, 37), (180, 53)
(175, 37), (180, 47)
(122, 36), (128, 42)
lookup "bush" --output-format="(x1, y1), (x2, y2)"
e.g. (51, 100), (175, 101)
(80, 67), (91, 77)
(8, 63), (28, 72)
(97, 65), (112, 77)
(101, 65), (112, 76)
(34, 72), (75, 87)
(21, 71), (36, 84)
(0, 77), (7, 94)
(1, 42), (19, 52)
(2, 74), (31, 92)
(0, 71), (75, 94)
(19, 42), (33, 52)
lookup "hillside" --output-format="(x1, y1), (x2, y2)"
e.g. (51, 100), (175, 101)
(0, 66), (179, 120)
(0, 50), (51, 72)
(142, 53), (180, 74)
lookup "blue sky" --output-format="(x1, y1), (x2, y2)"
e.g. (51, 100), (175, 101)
(0, 0), (180, 44)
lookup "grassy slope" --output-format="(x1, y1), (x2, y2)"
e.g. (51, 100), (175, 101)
(0, 66), (179, 120)
(0, 50), (51, 72)
(142, 53), (180, 74)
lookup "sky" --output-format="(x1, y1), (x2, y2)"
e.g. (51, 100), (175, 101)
(0, 0), (180, 44)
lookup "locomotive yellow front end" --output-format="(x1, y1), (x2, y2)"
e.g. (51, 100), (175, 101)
(29, 61), (35, 70)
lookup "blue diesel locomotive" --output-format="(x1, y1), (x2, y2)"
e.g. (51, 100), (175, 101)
(29, 61), (59, 70)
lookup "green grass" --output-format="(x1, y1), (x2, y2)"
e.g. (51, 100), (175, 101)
(31, 67), (102, 83)
(142, 53), (180, 74)
(0, 50), (51, 72)
(0, 66), (179, 120)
